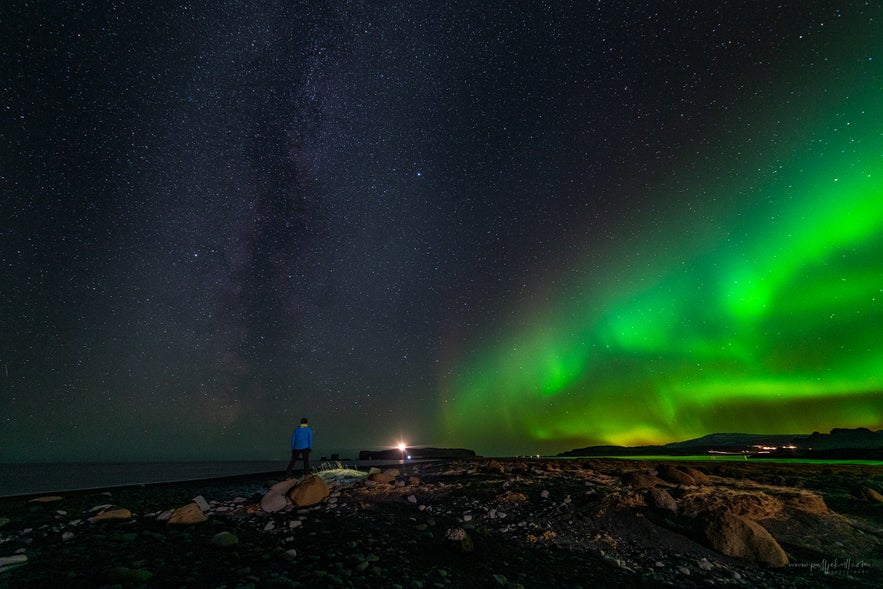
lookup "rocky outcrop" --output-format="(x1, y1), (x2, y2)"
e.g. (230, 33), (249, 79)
(700, 512), (789, 567)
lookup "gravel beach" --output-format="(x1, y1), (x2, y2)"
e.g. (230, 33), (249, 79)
(1, 458), (881, 588)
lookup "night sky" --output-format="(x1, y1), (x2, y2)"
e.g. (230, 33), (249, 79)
(2, 2), (882, 462)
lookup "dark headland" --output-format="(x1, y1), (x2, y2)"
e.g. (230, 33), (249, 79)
(558, 427), (883, 460)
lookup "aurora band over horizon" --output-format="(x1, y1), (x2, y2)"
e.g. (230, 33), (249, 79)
(441, 63), (883, 455)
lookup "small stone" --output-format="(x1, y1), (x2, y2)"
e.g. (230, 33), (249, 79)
(289, 520), (302, 528)
(89, 508), (132, 523)
(678, 566), (691, 575)
(540, 490), (550, 499)
(28, 496), (63, 503)
(210, 531), (239, 547)
(407, 495), (418, 503)
(263, 521), (275, 531)
(192, 495), (211, 512)
(698, 558), (713, 571)
(102, 566), (153, 583)
(492, 573), (507, 585)
(445, 527), (474, 553)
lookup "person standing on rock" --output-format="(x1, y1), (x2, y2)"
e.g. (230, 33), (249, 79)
(286, 417), (313, 478)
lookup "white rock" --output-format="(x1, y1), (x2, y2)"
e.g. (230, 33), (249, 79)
(192, 495), (210, 512)
(0, 554), (28, 572)
(289, 520), (302, 528)
(407, 495), (417, 504)
(263, 521), (275, 531)
(540, 490), (550, 499)
(698, 558), (713, 571)
(89, 504), (113, 512)
(62, 532), (75, 541)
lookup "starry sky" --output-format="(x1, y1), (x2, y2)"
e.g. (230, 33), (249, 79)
(2, 1), (882, 462)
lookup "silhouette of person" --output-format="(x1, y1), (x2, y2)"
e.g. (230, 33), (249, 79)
(286, 417), (313, 478)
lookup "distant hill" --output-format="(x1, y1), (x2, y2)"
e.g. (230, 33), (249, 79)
(558, 428), (883, 458)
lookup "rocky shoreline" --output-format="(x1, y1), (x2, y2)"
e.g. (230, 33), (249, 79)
(1, 458), (881, 588)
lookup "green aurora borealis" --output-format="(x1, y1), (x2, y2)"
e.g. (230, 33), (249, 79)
(442, 46), (883, 454)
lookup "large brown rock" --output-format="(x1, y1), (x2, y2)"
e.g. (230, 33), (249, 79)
(168, 502), (206, 525)
(622, 471), (667, 489)
(289, 475), (330, 507)
(645, 487), (678, 513)
(860, 487), (883, 503)
(680, 466), (712, 485)
(367, 472), (396, 485)
(484, 459), (505, 474)
(701, 512), (789, 567)
(656, 464), (696, 486)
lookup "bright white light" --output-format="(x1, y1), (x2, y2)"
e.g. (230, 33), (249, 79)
(398, 443), (406, 452)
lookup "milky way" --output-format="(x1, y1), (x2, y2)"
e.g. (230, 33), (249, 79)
(2, 2), (881, 461)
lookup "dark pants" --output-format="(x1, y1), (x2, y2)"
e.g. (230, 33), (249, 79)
(286, 448), (311, 477)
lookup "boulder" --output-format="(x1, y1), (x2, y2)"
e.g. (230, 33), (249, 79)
(646, 487), (678, 513)
(168, 502), (206, 525)
(89, 508), (132, 523)
(680, 466), (712, 485)
(484, 460), (505, 474)
(622, 471), (667, 489)
(367, 472), (396, 485)
(260, 479), (299, 513)
(783, 491), (828, 514)
(700, 512), (788, 567)
(289, 475), (330, 507)
(656, 465), (696, 486)
(860, 487), (883, 503)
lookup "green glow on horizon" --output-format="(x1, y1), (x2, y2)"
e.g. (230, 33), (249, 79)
(441, 47), (883, 453)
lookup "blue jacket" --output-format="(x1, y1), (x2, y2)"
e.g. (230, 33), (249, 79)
(291, 425), (313, 450)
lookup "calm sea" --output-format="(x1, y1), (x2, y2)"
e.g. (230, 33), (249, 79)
(0, 461), (290, 497)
